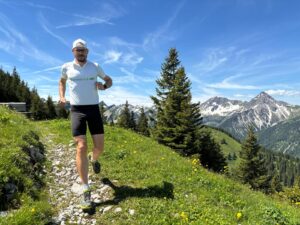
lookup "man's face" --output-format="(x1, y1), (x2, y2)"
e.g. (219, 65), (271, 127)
(72, 47), (88, 63)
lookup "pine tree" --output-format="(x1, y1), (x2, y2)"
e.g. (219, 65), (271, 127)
(129, 111), (136, 131)
(117, 101), (131, 129)
(137, 107), (150, 136)
(271, 173), (283, 193)
(99, 102), (107, 124)
(238, 127), (270, 192)
(46, 96), (57, 119)
(232, 152), (237, 160)
(29, 88), (47, 120)
(57, 106), (69, 118)
(151, 48), (180, 134)
(151, 49), (202, 155)
(196, 129), (227, 172)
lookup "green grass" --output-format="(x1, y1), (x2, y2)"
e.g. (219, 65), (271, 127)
(37, 119), (300, 225)
(205, 126), (242, 170)
(0, 106), (52, 225)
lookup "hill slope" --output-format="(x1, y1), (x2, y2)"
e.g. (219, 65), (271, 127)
(36, 120), (300, 225)
(258, 115), (300, 158)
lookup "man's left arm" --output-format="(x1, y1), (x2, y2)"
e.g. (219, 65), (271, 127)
(103, 75), (112, 89)
(96, 75), (113, 90)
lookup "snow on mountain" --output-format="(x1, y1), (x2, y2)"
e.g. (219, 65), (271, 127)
(200, 97), (244, 116)
(215, 92), (295, 139)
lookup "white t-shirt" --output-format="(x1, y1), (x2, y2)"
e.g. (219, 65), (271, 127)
(61, 60), (106, 105)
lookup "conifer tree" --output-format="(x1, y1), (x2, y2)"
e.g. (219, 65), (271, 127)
(99, 102), (107, 124)
(238, 127), (271, 192)
(196, 129), (227, 172)
(137, 107), (150, 136)
(57, 106), (69, 118)
(117, 101), (131, 129)
(151, 48), (180, 132)
(46, 96), (57, 119)
(129, 111), (136, 131)
(271, 173), (283, 193)
(29, 88), (47, 120)
(151, 49), (202, 156)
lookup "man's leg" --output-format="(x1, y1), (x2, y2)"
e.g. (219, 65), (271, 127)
(74, 135), (89, 185)
(91, 134), (104, 161)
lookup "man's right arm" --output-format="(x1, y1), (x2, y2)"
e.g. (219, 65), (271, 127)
(59, 78), (67, 107)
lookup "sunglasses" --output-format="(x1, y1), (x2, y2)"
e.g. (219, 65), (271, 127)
(74, 48), (87, 52)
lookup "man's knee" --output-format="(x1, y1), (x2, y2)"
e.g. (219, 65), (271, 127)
(75, 136), (87, 154)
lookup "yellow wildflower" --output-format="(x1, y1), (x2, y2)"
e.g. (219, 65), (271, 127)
(236, 212), (242, 220)
(31, 208), (35, 213)
(180, 212), (188, 222)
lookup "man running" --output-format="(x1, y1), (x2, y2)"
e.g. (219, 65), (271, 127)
(59, 38), (112, 209)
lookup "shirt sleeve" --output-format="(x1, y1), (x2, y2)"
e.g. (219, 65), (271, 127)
(61, 64), (68, 79)
(95, 63), (107, 79)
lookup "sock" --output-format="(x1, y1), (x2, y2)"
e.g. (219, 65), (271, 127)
(82, 184), (90, 191)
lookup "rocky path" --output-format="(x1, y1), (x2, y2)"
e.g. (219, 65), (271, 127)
(44, 134), (122, 225)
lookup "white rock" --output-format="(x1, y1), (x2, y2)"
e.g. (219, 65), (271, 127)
(114, 207), (122, 213)
(91, 193), (100, 199)
(99, 185), (111, 193)
(103, 205), (113, 213)
(93, 198), (101, 204)
(129, 209), (135, 215)
(71, 183), (82, 195)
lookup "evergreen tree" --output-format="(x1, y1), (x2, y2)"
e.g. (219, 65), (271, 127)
(232, 152), (237, 160)
(99, 102), (107, 124)
(227, 153), (232, 161)
(46, 96), (57, 119)
(129, 111), (136, 131)
(151, 48), (180, 132)
(196, 129), (227, 172)
(238, 127), (271, 192)
(57, 106), (69, 118)
(137, 107), (150, 136)
(117, 101), (131, 129)
(29, 88), (47, 120)
(151, 49), (202, 155)
(271, 173), (283, 193)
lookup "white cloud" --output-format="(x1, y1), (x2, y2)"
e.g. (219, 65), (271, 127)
(109, 36), (140, 48)
(195, 47), (236, 72)
(265, 89), (300, 97)
(0, 13), (62, 66)
(122, 52), (143, 66)
(38, 13), (68, 46)
(99, 86), (152, 106)
(104, 50), (123, 64)
(143, 1), (185, 50)
(207, 80), (259, 90)
(31, 66), (61, 74)
(113, 68), (155, 84)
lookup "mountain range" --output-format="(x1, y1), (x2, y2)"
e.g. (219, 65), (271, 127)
(102, 92), (300, 158)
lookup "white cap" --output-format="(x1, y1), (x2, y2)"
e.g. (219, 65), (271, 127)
(72, 38), (87, 49)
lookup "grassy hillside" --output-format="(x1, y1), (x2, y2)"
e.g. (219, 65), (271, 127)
(0, 106), (51, 225)
(204, 126), (241, 171)
(36, 119), (300, 225)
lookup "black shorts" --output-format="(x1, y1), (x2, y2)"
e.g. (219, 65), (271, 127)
(70, 104), (104, 137)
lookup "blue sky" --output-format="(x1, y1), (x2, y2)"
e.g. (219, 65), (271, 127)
(1, 0), (300, 106)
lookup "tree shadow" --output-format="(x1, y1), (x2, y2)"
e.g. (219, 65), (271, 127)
(83, 178), (174, 214)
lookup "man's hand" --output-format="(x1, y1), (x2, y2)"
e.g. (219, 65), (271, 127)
(58, 97), (66, 108)
(96, 82), (106, 90)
